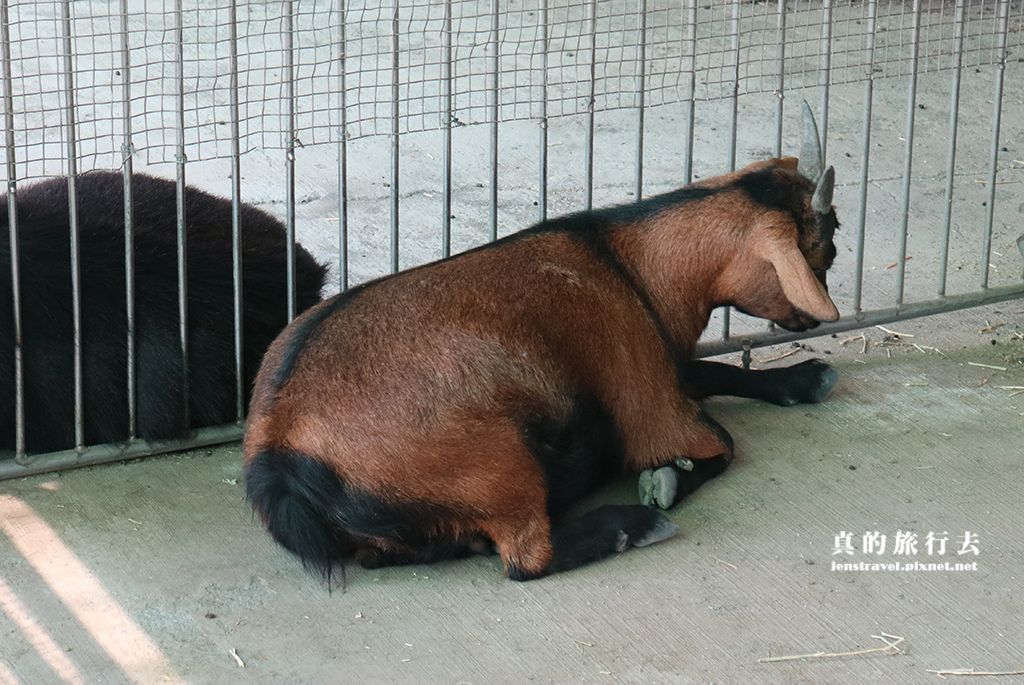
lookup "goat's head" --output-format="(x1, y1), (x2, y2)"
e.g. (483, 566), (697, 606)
(713, 102), (840, 332)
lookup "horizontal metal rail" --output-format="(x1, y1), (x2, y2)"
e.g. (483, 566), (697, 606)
(696, 282), (1024, 358)
(0, 424), (244, 481)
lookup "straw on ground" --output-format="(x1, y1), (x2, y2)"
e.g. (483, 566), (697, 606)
(926, 668), (1024, 678)
(758, 633), (904, 663)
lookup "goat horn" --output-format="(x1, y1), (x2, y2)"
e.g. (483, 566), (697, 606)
(798, 100), (825, 184)
(812, 166), (835, 214)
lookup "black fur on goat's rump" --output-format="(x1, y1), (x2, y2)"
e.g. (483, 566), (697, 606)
(0, 171), (328, 454)
(246, 447), (493, 585)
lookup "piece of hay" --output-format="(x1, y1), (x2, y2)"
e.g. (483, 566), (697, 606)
(967, 362), (1007, 371)
(973, 179), (1021, 186)
(876, 325), (914, 338)
(926, 668), (1024, 678)
(839, 334), (868, 354)
(758, 633), (904, 663)
(886, 256), (913, 269)
(760, 347), (801, 364)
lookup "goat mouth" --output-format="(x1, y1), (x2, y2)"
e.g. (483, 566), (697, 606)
(774, 311), (823, 332)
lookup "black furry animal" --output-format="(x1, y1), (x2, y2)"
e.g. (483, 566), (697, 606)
(0, 172), (327, 454)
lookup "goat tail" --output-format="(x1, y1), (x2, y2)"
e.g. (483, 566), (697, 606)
(245, 448), (354, 585)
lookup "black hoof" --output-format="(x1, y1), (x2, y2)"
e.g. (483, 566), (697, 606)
(545, 505), (680, 575)
(768, 359), (839, 406)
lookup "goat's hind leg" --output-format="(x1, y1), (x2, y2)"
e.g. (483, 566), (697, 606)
(682, 358), (838, 406)
(485, 504), (677, 580)
(480, 448), (679, 580)
(543, 505), (679, 577)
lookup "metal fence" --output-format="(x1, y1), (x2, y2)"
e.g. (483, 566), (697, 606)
(2, 0), (1023, 478)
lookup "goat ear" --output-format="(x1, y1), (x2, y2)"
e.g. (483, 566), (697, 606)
(762, 236), (840, 322)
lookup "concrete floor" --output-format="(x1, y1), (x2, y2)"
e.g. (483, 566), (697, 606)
(1, 302), (1021, 685)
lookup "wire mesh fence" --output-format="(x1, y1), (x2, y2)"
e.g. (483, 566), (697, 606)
(3, 0), (1023, 176)
(2, 0), (1023, 477)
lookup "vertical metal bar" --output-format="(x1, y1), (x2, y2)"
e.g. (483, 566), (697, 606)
(390, 1), (400, 270)
(722, 0), (741, 341)
(488, 0), (499, 241)
(284, 1), (297, 317)
(819, 0), (833, 160)
(683, 0), (697, 184)
(852, 0), (877, 315)
(228, 0), (244, 422)
(118, 0), (136, 440)
(1, 0), (25, 460)
(773, 0), (785, 158)
(1018, 233), (1024, 283)
(980, 0), (1010, 290)
(633, 0), (647, 199)
(726, 0), (739, 172)
(337, 0), (348, 291)
(60, 0), (84, 450)
(538, 0), (549, 222)
(895, 0), (922, 307)
(938, 0), (966, 297)
(441, 0), (453, 257)
(583, 0), (596, 211)
(174, 0), (189, 432)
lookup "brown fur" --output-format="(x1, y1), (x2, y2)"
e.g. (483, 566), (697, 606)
(244, 156), (839, 579)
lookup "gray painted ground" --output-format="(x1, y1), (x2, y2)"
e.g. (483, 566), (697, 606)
(0, 303), (1022, 684)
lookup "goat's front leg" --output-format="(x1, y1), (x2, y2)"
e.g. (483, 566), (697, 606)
(681, 358), (838, 406)
(639, 454), (732, 509)
(636, 408), (735, 510)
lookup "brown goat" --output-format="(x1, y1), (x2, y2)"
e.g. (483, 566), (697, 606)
(245, 104), (841, 583)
